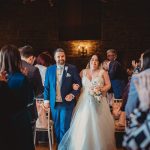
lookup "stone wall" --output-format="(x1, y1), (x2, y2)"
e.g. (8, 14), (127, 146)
(0, 0), (59, 52)
(101, 0), (150, 65)
(0, 0), (150, 68)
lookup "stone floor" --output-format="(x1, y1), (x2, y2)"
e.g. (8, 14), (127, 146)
(36, 143), (56, 150)
(35, 106), (126, 150)
(35, 121), (126, 150)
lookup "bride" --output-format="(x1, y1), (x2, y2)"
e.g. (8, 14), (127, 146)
(58, 54), (116, 150)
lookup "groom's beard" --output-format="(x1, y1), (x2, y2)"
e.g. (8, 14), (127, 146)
(57, 60), (65, 65)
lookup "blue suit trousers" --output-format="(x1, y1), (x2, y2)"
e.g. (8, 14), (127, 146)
(51, 103), (73, 144)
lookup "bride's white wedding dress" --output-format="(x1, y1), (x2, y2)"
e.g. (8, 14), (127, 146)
(58, 69), (116, 150)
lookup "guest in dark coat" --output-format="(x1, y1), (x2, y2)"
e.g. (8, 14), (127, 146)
(19, 45), (43, 126)
(19, 45), (43, 97)
(0, 45), (34, 150)
(107, 49), (126, 99)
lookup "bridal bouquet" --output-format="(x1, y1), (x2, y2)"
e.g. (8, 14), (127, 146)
(88, 81), (102, 103)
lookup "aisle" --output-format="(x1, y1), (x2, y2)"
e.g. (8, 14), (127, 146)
(36, 143), (57, 150)
(35, 142), (126, 150)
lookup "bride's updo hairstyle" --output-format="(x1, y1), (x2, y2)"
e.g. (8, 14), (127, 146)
(86, 54), (101, 69)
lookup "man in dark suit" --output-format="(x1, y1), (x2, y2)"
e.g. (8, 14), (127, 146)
(19, 45), (43, 97)
(107, 49), (126, 99)
(19, 45), (43, 125)
(44, 48), (82, 144)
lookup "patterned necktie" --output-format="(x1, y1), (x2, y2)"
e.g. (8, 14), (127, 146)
(56, 65), (64, 102)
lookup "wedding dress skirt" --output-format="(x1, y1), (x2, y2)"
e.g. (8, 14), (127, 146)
(58, 70), (116, 150)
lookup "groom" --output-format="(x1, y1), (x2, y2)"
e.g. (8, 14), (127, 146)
(44, 48), (82, 144)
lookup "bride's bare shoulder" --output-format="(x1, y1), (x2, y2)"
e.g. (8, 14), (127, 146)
(100, 69), (109, 79)
(99, 69), (107, 76)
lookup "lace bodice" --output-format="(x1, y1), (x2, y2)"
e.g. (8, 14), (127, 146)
(82, 69), (105, 92)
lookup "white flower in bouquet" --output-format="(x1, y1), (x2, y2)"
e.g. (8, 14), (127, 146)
(89, 81), (102, 103)
(93, 87), (100, 95)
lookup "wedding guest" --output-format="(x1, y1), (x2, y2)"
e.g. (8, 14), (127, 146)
(34, 51), (53, 143)
(123, 72), (150, 149)
(19, 45), (43, 128)
(125, 49), (150, 118)
(0, 45), (34, 150)
(107, 49), (126, 99)
(35, 51), (53, 85)
(19, 45), (43, 97)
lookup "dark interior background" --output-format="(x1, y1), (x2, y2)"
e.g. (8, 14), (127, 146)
(0, 0), (150, 70)
(58, 0), (101, 40)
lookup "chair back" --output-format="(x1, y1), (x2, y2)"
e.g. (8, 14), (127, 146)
(36, 100), (49, 129)
(34, 100), (54, 150)
(112, 99), (122, 119)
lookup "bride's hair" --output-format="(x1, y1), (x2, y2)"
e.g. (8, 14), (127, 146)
(86, 54), (102, 69)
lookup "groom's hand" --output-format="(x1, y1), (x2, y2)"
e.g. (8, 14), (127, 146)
(72, 84), (80, 90)
(65, 94), (75, 101)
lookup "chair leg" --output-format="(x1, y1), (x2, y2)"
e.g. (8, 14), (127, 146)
(51, 126), (54, 145)
(34, 130), (36, 146)
(48, 129), (52, 150)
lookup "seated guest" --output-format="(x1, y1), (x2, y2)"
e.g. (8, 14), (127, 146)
(0, 45), (34, 150)
(125, 50), (150, 118)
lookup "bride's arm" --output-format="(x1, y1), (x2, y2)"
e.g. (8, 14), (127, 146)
(71, 69), (84, 91)
(80, 69), (84, 78)
(100, 70), (111, 93)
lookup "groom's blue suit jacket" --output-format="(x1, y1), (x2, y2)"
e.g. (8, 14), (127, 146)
(44, 64), (82, 109)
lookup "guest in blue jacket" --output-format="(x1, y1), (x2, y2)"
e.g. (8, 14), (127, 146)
(0, 45), (34, 150)
(125, 49), (150, 118)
